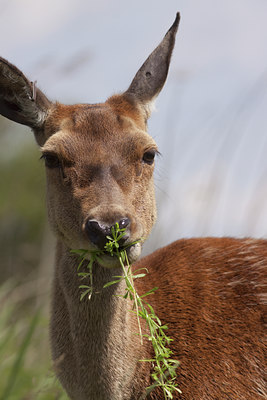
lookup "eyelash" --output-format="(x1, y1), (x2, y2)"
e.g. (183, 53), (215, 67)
(142, 149), (158, 165)
(40, 153), (61, 169)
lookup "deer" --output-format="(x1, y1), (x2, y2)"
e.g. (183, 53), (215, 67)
(0, 12), (266, 400)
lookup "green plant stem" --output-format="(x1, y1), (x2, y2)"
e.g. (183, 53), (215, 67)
(119, 252), (144, 345)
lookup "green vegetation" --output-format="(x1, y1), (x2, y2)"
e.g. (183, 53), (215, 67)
(0, 120), (64, 399)
(0, 281), (68, 400)
(0, 127), (46, 282)
(75, 224), (181, 400)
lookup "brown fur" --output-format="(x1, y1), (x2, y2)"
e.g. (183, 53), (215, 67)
(135, 238), (266, 399)
(0, 13), (266, 400)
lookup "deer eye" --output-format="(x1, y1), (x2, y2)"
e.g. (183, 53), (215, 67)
(142, 149), (156, 165)
(41, 153), (61, 169)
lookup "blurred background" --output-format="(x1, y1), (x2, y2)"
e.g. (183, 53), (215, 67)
(0, 0), (267, 398)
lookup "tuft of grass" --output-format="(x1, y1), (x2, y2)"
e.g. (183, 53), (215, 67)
(75, 223), (181, 400)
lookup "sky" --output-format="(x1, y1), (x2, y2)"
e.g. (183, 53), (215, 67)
(1, 0), (267, 251)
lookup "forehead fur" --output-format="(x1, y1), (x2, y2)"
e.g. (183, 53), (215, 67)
(42, 100), (156, 158)
(44, 94), (146, 137)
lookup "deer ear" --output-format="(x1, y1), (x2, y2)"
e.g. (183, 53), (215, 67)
(126, 13), (180, 119)
(0, 57), (51, 130)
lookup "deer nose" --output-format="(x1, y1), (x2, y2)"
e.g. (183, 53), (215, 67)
(85, 218), (130, 250)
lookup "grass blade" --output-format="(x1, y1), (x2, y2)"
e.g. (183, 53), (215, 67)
(0, 310), (40, 400)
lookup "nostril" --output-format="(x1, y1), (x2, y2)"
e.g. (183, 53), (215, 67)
(85, 219), (111, 249)
(87, 220), (106, 234)
(85, 218), (131, 250)
(117, 218), (131, 245)
(118, 218), (130, 230)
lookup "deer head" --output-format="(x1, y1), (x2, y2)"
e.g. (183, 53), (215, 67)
(0, 13), (180, 269)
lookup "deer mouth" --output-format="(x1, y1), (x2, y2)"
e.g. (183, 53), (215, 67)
(82, 217), (143, 268)
(95, 241), (142, 269)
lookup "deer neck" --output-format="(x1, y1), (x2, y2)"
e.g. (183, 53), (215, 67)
(51, 240), (148, 400)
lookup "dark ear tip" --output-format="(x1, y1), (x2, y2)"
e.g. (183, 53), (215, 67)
(175, 12), (181, 24)
(167, 12), (181, 35)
